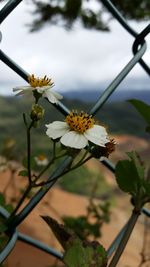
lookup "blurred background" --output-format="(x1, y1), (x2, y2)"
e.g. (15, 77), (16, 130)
(0, 1), (150, 266)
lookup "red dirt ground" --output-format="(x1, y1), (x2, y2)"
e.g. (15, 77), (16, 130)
(0, 169), (148, 267)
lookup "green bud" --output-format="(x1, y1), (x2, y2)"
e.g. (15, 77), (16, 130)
(30, 104), (45, 121)
(33, 121), (40, 128)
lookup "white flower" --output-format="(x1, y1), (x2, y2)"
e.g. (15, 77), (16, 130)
(46, 111), (109, 149)
(35, 155), (49, 166)
(13, 74), (63, 104)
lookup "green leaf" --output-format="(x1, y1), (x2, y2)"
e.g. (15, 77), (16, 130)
(63, 216), (101, 240)
(126, 151), (145, 180)
(42, 216), (107, 267)
(64, 239), (107, 267)
(0, 193), (13, 216)
(115, 160), (141, 194)
(143, 181), (150, 198)
(4, 204), (13, 213)
(18, 170), (28, 177)
(129, 99), (150, 125)
(63, 216), (88, 240)
(115, 151), (150, 207)
(30, 157), (36, 169)
(22, 156), (36, 170)
(42, 216), (73, 249)
(64, 238), (86, 267)
(0, 193), (5, 206)
(0, 233), (9, 252)
(22, 157), (27, 168)
(0, 221), (7, 234)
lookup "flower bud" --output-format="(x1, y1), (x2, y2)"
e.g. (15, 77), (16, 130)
(90, 139), (116, 159)
(30, 104), (45, 121)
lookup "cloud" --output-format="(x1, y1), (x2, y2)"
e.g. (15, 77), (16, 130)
(0, 1), (149, 96)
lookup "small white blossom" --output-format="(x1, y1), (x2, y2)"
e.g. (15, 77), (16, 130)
(13, 74), (63, 104)
(46, 111), (109, 149)
(35, 155), (48, 166)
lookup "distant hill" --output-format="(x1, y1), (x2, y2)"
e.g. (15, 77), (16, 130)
(63, 89), (150, 104)
(0, 95), (149, 158)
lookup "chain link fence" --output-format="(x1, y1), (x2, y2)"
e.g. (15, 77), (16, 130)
(0, 0), (150, 265)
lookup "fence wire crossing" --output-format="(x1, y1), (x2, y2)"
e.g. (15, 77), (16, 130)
(0, 0), (150, 264)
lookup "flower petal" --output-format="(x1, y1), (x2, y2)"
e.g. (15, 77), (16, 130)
(36, 87), (45, 94)
(13, 86), (34, 96)
(44, 90), (63, 104)
(60, 131), (88, 149)
(51, 90), (63, 100)
(46, 121), (69, 139)
(84, 125), (109, 147)
(35, 157), (48, 166)
(13, 86), (32, 92)
(15, 90), (33, 96)
(36, 85), (54, 93)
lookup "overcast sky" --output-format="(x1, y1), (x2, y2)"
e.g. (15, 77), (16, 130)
(0, 1), (150, 96)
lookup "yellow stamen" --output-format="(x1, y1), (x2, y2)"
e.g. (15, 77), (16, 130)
(66, 111), (95, 133)
(28, 74), (54, 88)
(37, 154), (46, 161)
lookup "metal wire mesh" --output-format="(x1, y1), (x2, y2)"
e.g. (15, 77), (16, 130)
(0, 0), (150, 264)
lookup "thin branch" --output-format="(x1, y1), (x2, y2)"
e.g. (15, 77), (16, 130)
(34, 157), (55, 182)
(108, 208), (140, 267)
(23, 113), (28, 128)
(34, 155), (93, 187)
(137, 215), (150, 267)
(27, 122), (34, 183)
(34, 146), (68, 183)
(8, 183), (32, 219)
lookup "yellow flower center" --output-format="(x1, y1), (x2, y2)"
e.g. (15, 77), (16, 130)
(28, 74), (54, 88)
(37, 154), (46, 161)
(66, 111), (95, 133)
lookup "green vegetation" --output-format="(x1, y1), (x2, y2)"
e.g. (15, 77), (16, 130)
(0, 96), (148, 155)
(59, 165), (110, 197)
(29, 0), (150, 32)
(0, 95), (148, 196)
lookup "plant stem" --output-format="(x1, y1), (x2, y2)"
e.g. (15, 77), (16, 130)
(34, 158), (55, 182)
(34, 144), (67, 183)
(5, 120), (34, 222)
(8, 184), (32, 220)
(61, 154), (92, 174)
(7, 119), (34, 222)
(8, 143), (66, 219)
(23, 113), (27, 127)
(33, 142), (56, 183)
(7, 157), (72, 229)
(75, 149), (89, 166)
(137, 215), (150, 267)
(108, 208), (140, 267)
(27, 122), (33, 183)
(34, 155), (92, 187)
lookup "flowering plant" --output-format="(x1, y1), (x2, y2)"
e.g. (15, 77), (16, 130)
(0, 73), (150, 267)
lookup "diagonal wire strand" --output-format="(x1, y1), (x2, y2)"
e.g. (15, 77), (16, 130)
(0, 0), (23, 24)
(101, 0), (150, 76)
(0, 0), (150, 263)
(89, 42), (146, 115)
